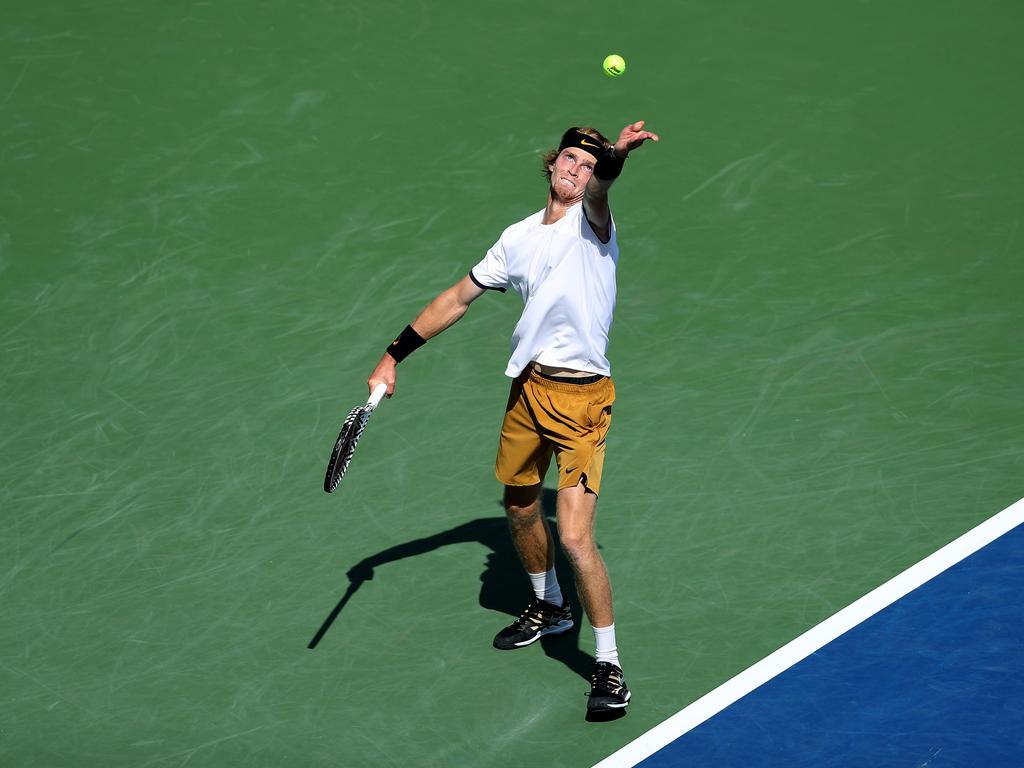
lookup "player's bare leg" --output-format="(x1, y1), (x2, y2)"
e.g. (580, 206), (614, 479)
(493, 483), (573, 649)
(555, 481), (612, 627)
(503, 483), (553, 573)
(558, 479), (630, 712)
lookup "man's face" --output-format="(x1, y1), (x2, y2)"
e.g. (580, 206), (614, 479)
(549, 147), (598, 202)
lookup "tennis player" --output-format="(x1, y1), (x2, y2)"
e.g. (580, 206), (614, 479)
(367, 120), (659, 715)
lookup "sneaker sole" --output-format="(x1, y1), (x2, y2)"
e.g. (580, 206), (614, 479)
(494, 619), (574, 650)
(587, 690), (631, 711)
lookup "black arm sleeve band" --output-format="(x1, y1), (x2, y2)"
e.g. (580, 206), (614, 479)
(469, 269), (507, 293)
(594, 151), (625, 181)
(385, 324), (426, 363)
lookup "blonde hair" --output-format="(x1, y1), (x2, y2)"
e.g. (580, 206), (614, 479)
(541, 126), (610, 180)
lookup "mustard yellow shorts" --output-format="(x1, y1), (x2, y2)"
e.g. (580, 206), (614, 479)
(495, 368), (616, 495)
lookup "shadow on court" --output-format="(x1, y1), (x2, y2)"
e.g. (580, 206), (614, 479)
(308, 488), (596, 682)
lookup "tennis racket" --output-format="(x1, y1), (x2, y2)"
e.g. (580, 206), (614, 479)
(323, 382), (387, 493)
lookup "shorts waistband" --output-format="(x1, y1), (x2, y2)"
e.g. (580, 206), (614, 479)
(534, 370), (605, 385)
(525, 367), (608, 390)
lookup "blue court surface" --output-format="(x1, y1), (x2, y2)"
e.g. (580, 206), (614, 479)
(599, 500), (1024, 768)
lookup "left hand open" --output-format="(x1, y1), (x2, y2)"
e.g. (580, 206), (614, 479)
(614, 120), (660, 156)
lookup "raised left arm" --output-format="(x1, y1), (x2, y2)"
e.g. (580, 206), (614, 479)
(584, 120), (660, 241)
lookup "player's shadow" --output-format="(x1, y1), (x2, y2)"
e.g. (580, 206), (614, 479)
(308, 488), (595, 682)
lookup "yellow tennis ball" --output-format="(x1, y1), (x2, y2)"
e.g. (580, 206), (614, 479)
(603, 54), (626, 77)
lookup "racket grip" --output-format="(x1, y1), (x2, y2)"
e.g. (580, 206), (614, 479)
(367, 382), (387, 409)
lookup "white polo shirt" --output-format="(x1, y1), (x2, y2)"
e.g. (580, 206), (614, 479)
(470, 202), (619, 378)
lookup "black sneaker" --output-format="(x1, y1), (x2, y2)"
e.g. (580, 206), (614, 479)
(492, 598), (573, 650)
(587, 662), (631, 712)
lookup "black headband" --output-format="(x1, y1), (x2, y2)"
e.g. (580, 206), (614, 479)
(557, 128), (607, 159)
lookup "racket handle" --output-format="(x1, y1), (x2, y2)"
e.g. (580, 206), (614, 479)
(367, 382), (387, 409)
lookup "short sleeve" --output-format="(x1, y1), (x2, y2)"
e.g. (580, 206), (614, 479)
(469, 237), (509, 293)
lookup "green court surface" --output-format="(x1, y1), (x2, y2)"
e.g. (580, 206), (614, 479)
(2, 2), (1022, 766)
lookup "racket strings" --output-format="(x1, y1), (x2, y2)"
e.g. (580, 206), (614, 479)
(325, 406), (370, 492)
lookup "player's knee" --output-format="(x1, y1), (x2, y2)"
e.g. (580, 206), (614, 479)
(505, 501), (541, 524)
(558, 528), (597, 563)
(503, 485), (542, 520)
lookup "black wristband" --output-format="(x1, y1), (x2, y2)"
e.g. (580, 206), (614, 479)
(385, 324), (426, 363)
(594, 149), (625, 180)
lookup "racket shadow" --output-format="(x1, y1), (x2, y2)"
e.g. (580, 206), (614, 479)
(308, 488), (595, 681)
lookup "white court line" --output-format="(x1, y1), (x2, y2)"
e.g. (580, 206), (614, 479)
(594, 496), (1024, 768)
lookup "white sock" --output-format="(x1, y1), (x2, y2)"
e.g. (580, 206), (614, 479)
(527, 567), (564, 606)
(593, 623), (620, 666)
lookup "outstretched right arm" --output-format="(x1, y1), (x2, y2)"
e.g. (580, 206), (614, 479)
(367, 275), (487, 397)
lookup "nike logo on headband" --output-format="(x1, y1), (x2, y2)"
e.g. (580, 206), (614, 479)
(557, 128), (608, 158)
